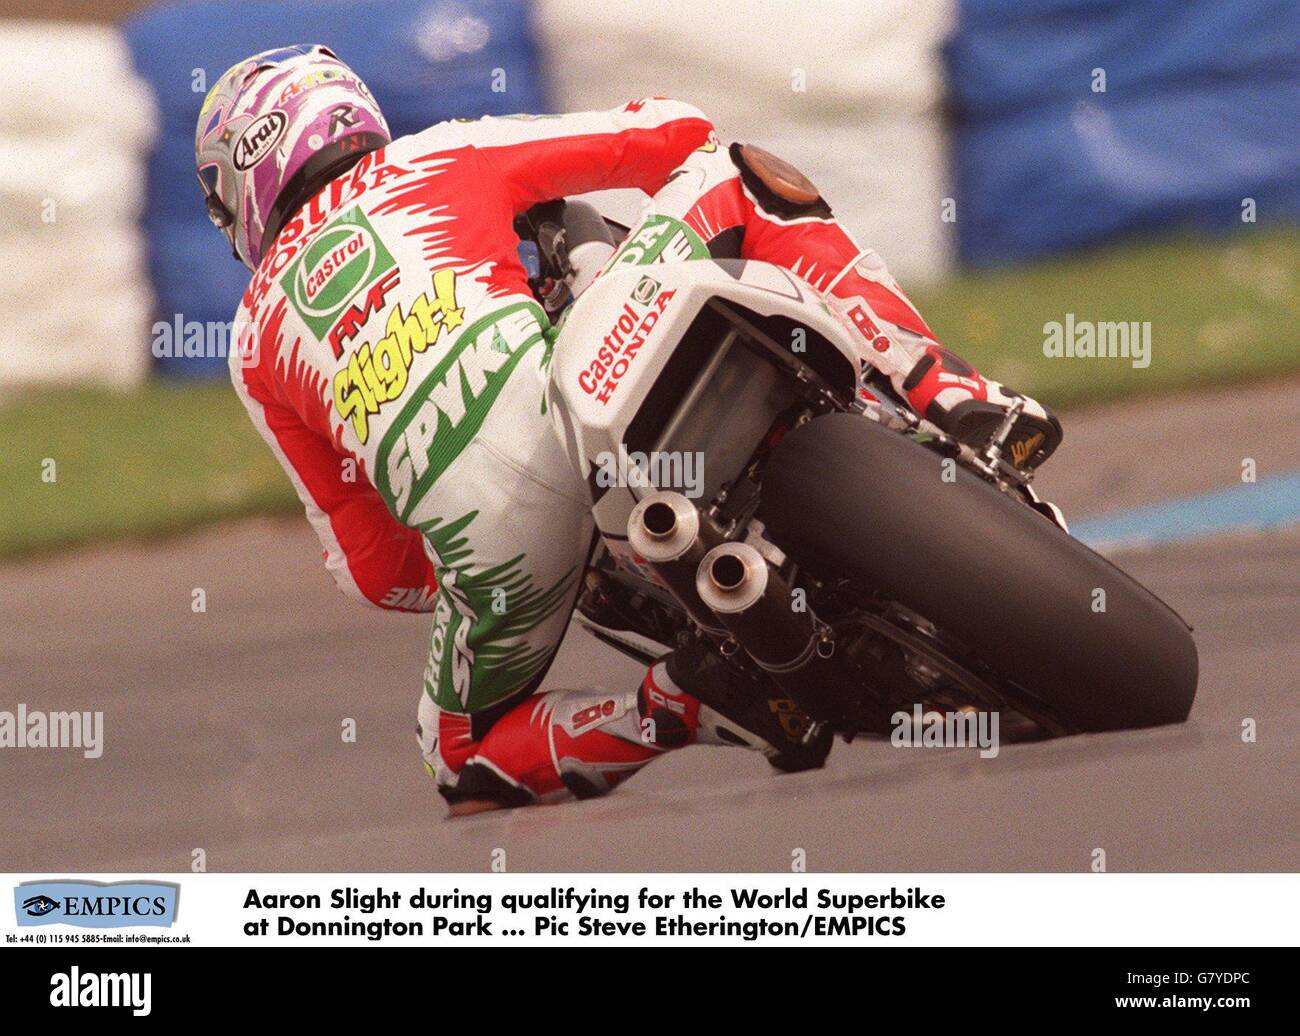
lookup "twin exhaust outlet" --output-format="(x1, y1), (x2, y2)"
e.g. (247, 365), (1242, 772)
(627, 491), (842, 721)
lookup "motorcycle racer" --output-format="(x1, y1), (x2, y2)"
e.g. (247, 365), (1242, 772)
(197, 45), (1061, 813)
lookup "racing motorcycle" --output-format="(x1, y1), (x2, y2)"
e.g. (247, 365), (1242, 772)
(518, 201), (1198, 754)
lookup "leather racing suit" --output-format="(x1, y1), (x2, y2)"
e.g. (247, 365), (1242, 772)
(230, 100), (1054, 808)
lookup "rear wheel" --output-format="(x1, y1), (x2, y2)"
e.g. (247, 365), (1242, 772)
(757, 414), (1198, 732)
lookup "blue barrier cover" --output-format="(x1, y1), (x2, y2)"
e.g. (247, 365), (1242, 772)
(126, 0), (546, 377)
(947, 0), (1299, 120)
(945, 0), (1300, 265)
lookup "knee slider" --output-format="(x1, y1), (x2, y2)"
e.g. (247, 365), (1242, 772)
(440, 759), (534, 809)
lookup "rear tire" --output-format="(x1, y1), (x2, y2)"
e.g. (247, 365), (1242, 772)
(757, 414), (1198, 732)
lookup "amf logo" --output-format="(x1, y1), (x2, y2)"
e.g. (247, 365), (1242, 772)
(15, 880), (179, 928)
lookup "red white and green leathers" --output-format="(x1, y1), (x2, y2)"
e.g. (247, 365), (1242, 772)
(230, 99), (1040, 806)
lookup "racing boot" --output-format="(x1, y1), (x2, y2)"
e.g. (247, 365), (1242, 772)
(438, 642), (830, 810)
(651, 638), (833, 774)
(820, 256), (1062, 471)
(897, 344), (1063, 471)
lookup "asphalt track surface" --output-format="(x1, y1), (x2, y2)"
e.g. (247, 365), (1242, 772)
(3, 379), (1297, 872)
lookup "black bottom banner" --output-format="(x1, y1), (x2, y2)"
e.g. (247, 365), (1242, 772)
(0, 946), (1277, 1021)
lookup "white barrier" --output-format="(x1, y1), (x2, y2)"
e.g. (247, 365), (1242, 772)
(0, 19), (157, 390)
(536, 0), (957, 283)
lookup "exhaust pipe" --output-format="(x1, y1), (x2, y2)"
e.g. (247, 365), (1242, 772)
(627, 491), (728, 638)
(695, 541), (848, 720)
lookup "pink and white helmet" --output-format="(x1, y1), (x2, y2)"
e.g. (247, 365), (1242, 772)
(195, 44), (390, 270)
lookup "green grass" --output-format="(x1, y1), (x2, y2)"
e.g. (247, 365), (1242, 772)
(1, 382), (299, 559)
(2, 227), (1295, 559)
(910, 226), (1298, 408)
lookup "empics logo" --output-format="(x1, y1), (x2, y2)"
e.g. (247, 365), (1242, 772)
(21, 895), (59, 917)
(281, 206), (397, 342)
(14, 880), (179, 929)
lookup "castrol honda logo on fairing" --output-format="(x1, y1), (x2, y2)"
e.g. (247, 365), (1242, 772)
(578, 276), (676, 406)
(233, 111), (287, 170)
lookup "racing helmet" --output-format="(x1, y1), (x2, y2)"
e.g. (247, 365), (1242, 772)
(194, 44), (390, 270)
